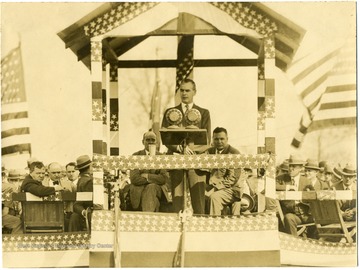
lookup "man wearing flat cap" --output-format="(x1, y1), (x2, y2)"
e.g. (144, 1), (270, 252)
(68, 155), (93, 232)
(333, 163), (357, 221)
(129, 131), (170, 212)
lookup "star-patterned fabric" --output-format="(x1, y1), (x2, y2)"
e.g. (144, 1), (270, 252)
(1, 45), (32, 156)
(93, 153), (272, 171)
(279, 232), (356, 255)
(92, 210), (115, 231)
(84, 2), (158, 37)
(2, 232), (90, 252)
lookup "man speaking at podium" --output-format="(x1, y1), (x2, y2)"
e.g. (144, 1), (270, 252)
(161, 79), (211, 214)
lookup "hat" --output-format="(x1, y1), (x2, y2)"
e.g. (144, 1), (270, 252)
(243, 168), (253, 175)
(241, 193), (255, 212)
(305, 159), (320, 170)
(319, 160), (327, 168)
(333, 166), (342, 180)
(341, 163), (356, 176)
(279, 159), (289, 171)
(75, 155), (92, 170)
(8, 169), (22, 180)
(288, 154), (305, 165)
(324, 163), (334, 174)
(143, 131), (157, 140)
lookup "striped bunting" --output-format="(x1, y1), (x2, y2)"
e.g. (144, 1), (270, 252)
(211, 2), (277, 36)
(2, 232), (90, 267)
(8, 192), (93, 203)
(93, 153), (271, 170)
(276, 190), (356, 201)
(84, 2), (158, 37)
(288, 38), (356, 147)
(1, 45), (32, 156)
(117, 211), (280, 267)
(279, 232), (356, 266)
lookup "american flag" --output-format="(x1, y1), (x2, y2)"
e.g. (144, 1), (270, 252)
(1, 45), (31, 157)
(288, 38), (356, 148)
(149, 68), (161, 147)
(175, 36), (194, 93)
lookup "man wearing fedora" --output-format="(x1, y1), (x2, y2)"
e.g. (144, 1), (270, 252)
(333, 163), (356, 222)
(304, 159), (322, 191)
(68, 155), (93, 232)
(129, 131), (170, 212)
(277, 155), (314, 237)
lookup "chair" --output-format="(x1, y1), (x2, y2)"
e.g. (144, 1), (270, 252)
(276, 200), (315, 237)
(309, 200), (356, 243)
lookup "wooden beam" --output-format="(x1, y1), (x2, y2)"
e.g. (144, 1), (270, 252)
(117, 59), (257, 68)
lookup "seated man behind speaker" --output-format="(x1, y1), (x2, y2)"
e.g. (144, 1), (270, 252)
(129, 131), (170, 212)
(205, 127), (245, 216)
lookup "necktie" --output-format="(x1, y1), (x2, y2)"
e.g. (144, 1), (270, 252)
(291, 177), (295, 185)
(185, 104), (189, 114)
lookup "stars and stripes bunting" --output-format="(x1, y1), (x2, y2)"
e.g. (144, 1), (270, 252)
(279, 232), (356, 266)
(109, 64), (119, 155)
(93, 153), (272, 171)
(2, 232), (90, 267)
(288, 38), (356, 148)
(84, 2), (158, 37)
(116, 211), (280, 267)
(211, 2), (277, 37)
(1, 45), (32, 156)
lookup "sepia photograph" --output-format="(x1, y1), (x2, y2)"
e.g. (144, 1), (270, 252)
(1, 1), (357, 267)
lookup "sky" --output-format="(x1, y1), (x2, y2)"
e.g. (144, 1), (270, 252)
(1, 1), (356, 170)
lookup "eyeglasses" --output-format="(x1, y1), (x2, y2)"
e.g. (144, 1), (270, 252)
(50, 171), (62, 174)
(145, 138), (156, 142)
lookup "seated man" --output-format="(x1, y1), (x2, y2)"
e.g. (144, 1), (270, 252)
(304, 159), (322, 190)
(44, 162), (75, 231)
(129, 131), (170, 212)
(277, 155), (314, 237)
(205, 127), (245, 216)
(21, 162), (64, 196)
(333, 164), (356, 222)
(2, 170), (23, 234)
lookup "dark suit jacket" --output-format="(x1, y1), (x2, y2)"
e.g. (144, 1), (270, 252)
(21, 175), (56, 197)
(161, 103), (211, 154)
(332, 181), (356, 211)
(129, 149), (169, 209)
(206, 144), (243, 197)
(278, 174), (312, 215)
(73, 173), (93, 215)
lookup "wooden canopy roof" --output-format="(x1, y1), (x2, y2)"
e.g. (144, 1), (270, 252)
(58, 2), (306, 71)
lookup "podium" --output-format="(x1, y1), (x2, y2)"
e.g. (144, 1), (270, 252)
(160, 128), (208, 267)
(160, 128), (208, 210)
